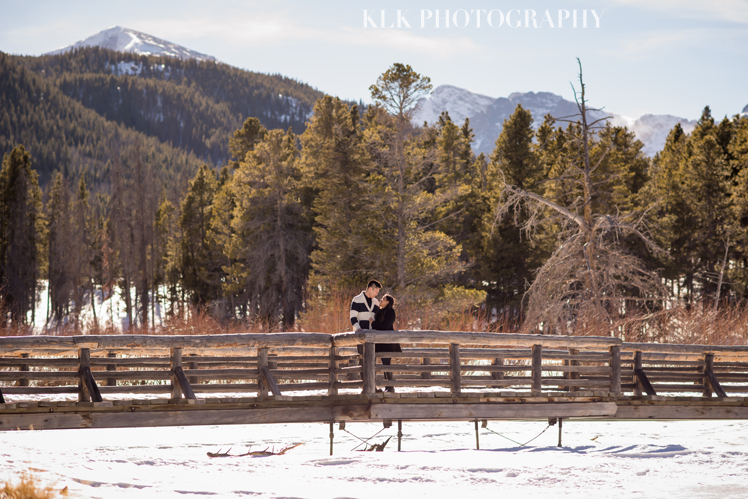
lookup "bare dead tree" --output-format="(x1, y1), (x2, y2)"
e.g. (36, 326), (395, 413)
(496, 60), (669, 335)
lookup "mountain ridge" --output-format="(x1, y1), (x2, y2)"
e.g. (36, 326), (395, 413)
(415, 86), (700, 157)
(46, 26), (216, 62)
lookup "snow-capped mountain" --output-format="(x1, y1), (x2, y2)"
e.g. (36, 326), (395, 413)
(415, 85), (700, 157)
(742, 104), (748, 117)
(414, 85), (495, 126)
(46, 26), (216, 62)
(613, 114), (697, 156)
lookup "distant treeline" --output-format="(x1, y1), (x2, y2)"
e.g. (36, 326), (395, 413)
(1, 61), (747, 331)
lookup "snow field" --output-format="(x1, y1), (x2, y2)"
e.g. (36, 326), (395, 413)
(2, 419), (748, 498)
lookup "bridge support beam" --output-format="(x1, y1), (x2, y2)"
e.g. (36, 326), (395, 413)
(532, 344), (542, 395)
(363, 342), (376, 394)
(450, 343), (461, 395)
(78, 348), (102, 403)
(171, 347), (196, 400)
(610, 345), (621, 395)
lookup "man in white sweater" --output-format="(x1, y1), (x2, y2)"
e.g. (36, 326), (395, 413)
(350, 280), (382, 331)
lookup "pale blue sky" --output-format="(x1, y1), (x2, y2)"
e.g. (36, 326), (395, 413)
(1, 0), (747, 120)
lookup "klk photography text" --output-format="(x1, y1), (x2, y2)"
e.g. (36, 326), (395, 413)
(362, 8), (605, 28)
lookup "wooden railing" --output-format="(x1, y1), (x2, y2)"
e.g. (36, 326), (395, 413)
(2, 331), (748, 404)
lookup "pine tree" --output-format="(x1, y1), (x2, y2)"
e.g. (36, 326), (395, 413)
(179, 164), (218, 305)
(480, 104), (544, 312)
(232, 128), (311, 327)
(366, 64), (463, 292)
(46, 172), (73, 326)
(301, 96), (374, 288)
(728, 115), (748, 298)
(0, 145), (43, 325)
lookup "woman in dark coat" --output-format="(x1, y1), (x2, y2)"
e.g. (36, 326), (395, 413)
(371, 294), (401, 392)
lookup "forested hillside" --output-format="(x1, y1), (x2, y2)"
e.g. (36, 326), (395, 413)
(0, 51), (203, 186)
(1, 47), (326, 181)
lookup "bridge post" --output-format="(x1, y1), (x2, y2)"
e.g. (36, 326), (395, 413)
(328, 346), (339, 396)
(171, 347), (183, 399)
(633, 351), (643, 396)
(78, 348), (91, 402)
(329, 422), (334, 456)
(609, 345), (621, 395)
(474, 419), (480, 450)
(450, 343), (461, 396)
(258, 347), (269, 397)
(421, 357), (432, 380)
(532, 344), (542, 395)
(363, 342), (376, 394)
(491, 357), (504, 388)
(18, 353), (29, 387)
(188, 354), (199, 385)
(568, 348), (579, 393)
(397, 420), (403, 451)
(78, 348), (102, 403)
(106, 352), (117, 386)
(703, 353), (713, 397)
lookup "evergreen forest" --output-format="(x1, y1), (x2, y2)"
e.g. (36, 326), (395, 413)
(2, 52), (748, 337)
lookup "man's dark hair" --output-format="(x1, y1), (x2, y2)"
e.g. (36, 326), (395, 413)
(367, 279), (382, 290)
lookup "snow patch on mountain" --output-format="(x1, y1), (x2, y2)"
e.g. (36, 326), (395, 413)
(742, 103), (748, 117)
(46, 26), (216, 62)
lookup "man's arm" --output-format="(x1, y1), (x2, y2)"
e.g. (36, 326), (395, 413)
(350, 298), (361, 331)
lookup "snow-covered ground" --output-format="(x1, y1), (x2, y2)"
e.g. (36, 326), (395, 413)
(2, 418), (748, 498)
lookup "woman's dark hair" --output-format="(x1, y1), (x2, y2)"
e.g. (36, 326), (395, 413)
(375, 294), (395, 322)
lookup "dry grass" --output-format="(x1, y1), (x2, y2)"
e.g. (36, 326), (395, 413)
(1, 471), (67, 499)
(4, 290), (748, 347)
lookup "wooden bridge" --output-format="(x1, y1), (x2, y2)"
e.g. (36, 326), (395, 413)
(2, 330), (748, 433)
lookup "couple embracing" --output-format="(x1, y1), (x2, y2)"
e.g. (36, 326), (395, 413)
(349, 280), (401, 392)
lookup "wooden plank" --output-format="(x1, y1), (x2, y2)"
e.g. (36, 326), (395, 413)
(0, 372), (79, 381)
(0, 333), (334, 356)
(450, 343), (461, 395)
(333, 331), (621, 349)
(0, 412), (91, 431)
(623, 342), (748, 357)
(614, 404), (748, 420)
(0, 357), (78, 367)
(1, 386), (81, 394)
(179, 369), (260, 378)
(366, 402), (619, 420)
(260, 366), (282, 397)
